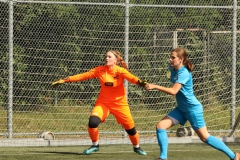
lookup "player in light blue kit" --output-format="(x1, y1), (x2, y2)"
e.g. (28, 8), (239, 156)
(145, 47), (240, 160)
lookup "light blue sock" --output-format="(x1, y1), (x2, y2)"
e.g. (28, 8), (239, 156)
(205, 135), (235, 159)
(156, 129), (168, 159)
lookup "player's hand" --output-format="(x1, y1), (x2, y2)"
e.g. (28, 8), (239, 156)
(145, 83), (155, 90)
(138, 80), (148, 87)
(51, 79), (65, 87)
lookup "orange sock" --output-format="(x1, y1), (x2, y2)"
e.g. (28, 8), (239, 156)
(128, 132), (139, 146)
(88, 127), (99, 143)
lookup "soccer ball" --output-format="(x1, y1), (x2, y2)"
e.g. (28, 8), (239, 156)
(38, 131), (55, 140)
(176, 126), (194, 137)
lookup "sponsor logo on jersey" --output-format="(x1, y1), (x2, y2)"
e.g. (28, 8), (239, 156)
(105, 82), (113, 86)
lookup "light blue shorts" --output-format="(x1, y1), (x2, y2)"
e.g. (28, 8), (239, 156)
(168, 107), (206, 130)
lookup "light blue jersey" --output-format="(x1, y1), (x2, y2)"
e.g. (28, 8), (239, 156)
(170, 66), (202, 112)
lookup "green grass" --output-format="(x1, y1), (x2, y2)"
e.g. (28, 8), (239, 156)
(0, 143), (239, 160)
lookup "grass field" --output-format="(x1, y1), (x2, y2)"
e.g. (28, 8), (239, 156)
(0, 143), (239, 160)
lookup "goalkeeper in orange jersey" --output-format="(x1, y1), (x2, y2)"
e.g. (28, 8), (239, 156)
(52, 50), (147, 155)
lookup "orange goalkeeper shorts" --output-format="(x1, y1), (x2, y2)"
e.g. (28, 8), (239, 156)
(90, 102), (135, 130)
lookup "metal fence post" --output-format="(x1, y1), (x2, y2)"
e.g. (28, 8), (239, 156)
(8, 0), (14, 139)
(231, 0), (237, 129)
(122, 0), (130, 138)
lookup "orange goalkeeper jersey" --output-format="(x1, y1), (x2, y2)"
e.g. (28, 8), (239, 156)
(67, 65), (140, 106)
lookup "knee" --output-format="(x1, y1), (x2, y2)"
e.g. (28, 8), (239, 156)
(195, 130), (210, 142)
(125, 127), (137, 136)
(156, 117), (173, 129)
(88, 116), (101, 128)
(156, 121), (167, 129)
(199, 136), (208, 142)
(156, 123), (162, 129)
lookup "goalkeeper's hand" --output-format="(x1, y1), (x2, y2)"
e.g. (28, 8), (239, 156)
(51, 79), (65, 87)
(138, 79), (148, 87)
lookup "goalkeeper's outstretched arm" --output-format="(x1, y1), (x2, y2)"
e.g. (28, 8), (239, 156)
(51, 77), (70, 87)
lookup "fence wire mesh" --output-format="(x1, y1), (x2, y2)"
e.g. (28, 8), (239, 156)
(0, 0), (239, 145)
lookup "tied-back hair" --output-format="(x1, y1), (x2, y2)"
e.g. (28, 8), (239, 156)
(109, 50), (130, 72)
(172, 47), (194, 72)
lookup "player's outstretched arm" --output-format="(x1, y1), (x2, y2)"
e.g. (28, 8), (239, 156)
(51, 77), (70, 87)
(145, 83), (182, 96)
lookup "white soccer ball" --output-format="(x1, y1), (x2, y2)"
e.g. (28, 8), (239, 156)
(38, 131), (55, 140)
(176, 126), (194, 137)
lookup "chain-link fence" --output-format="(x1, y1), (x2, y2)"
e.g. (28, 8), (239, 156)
(0, 0), (239, 146)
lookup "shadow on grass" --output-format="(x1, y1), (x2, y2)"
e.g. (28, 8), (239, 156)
(37, 151), (81, 155)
